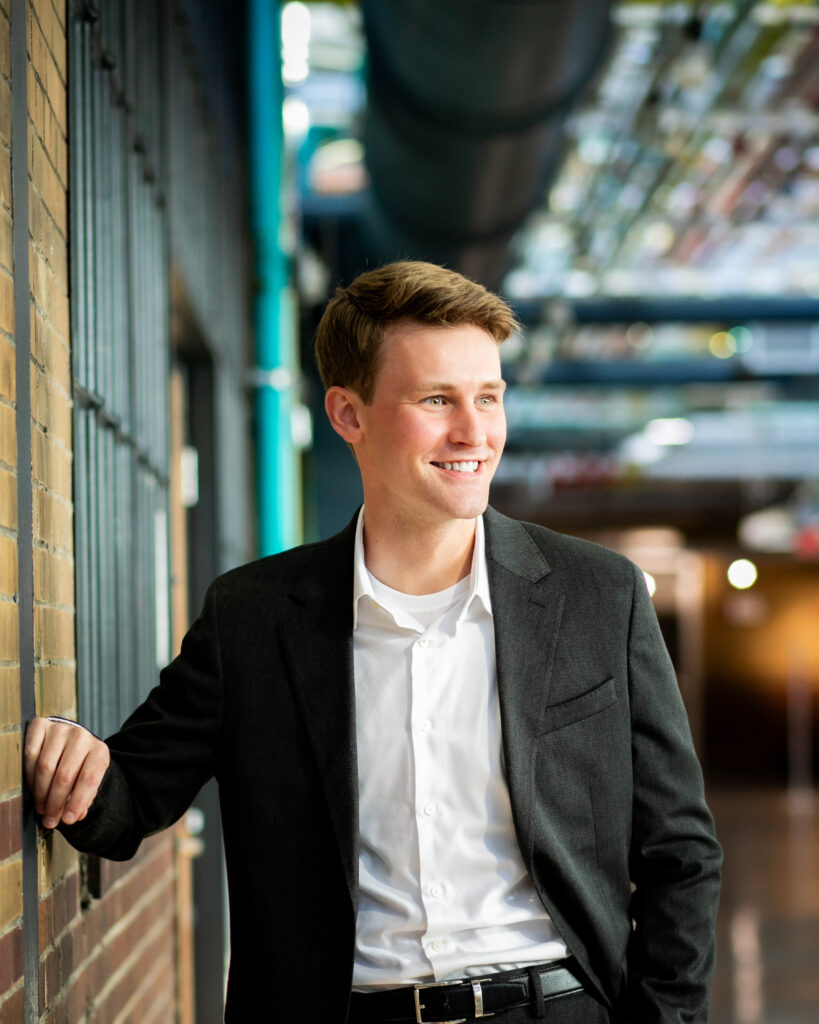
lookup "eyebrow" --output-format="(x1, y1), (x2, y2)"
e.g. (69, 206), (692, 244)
(409, 379), (507, 393)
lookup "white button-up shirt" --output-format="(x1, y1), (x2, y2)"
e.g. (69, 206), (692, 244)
(352, 510), (567, 990)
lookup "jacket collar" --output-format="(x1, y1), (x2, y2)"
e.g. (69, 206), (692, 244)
(483, 505), (551, 583)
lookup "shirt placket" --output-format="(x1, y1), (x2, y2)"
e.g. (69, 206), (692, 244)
(410, 626), (453, 974)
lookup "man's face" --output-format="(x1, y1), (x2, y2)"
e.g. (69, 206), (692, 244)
(350, 321), (507, 528)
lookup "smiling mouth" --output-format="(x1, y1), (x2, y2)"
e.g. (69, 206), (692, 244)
(431, 460), (481, 473)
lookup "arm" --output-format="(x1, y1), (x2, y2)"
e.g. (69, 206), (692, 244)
(625, 562), (722, 1023)
(25, 581), (224, 860)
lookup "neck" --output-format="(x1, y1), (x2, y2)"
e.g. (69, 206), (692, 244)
(362, 512), (478, 595)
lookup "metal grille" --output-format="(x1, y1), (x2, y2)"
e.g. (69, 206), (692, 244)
(69, 0), (170, 738)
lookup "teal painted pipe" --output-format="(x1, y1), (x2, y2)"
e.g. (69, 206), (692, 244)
(248, 0), (297, 555)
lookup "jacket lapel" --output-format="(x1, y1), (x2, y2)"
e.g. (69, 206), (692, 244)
(277, 516), (360, 910)
(484, 507), (565, 860)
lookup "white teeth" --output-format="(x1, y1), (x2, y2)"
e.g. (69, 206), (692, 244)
(436, 461), (479, 472)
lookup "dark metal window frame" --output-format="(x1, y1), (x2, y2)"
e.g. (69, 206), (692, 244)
(69, 0), (171, 740)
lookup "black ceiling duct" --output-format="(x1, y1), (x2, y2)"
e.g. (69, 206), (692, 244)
(360, 0), (613, 291)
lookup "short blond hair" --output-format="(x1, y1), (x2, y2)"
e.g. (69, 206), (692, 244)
(315, 261), (518, 402)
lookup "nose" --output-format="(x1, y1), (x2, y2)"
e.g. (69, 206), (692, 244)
(449, 403), (486, 447)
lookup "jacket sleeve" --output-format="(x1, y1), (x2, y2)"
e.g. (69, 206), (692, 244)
(59, 581), (224, 860)
(624, 561), (722, 1023)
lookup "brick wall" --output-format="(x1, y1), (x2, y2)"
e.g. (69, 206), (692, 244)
(1, 2), (183, 1020)
(38, 837), (178, 1024)
(1, 0), (24, 1016)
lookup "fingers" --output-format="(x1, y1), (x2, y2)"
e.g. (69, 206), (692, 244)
(23, 718), (110, 829)
(60, 742), (110, 826)
(23, 716), (48, 792)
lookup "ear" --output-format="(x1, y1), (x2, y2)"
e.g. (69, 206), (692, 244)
(324, 386), (364, 444)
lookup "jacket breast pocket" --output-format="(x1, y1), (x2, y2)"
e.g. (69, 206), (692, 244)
(538, 676), (618, 735)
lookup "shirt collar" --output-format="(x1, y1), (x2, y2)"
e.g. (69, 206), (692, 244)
(352, 507), (492, 629)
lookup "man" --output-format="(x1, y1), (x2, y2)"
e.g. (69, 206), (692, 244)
(26, 261), (721, 1023)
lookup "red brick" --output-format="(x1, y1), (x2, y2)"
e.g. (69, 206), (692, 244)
(0, 795), (21, 862)
(0, 983), (24, 1022)
(66, 963), (92, 1023)
(40, 940), (61, 1010)
(59, 850), (176, 1013)
(91, 908), (175, 1023)
(53, 869), (79, 938)
(73, 904), (97, 960)
(0, 925), (23, 1001)
(39, 867), (80, 954)
(75, 868), (176, 1011)
(43, 999), (70, 1024)
(57, 923), (74, 980)
(143, 978), (175, 1024)
(92, 834), (170, 909)
(68, 913), (90, 966)
(85, 852), (128, 901)
(118, 956), (175, 1024)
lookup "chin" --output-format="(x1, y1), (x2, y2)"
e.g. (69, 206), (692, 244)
(444, 497), (491, 520)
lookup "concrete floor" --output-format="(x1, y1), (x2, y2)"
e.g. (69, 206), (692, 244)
(708, 789), (819, 1024)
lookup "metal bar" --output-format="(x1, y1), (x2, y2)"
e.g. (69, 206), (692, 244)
(90, 37), (103, 397)
(69, 16), (86, 388)
(71, 7), (99, 735)
(69, 10), (86, 736)
(113, 109), (126, 427)
(99, 428), (110, 733)
(74, 412), (91, 731)
(100, 62), (113, 409)
(115, 444), (132, 715)
(12, 0), (40, 1015)
(123, 42), (140, 714)
(137, 471), (148, 703)
(132, 158), (143, 452)
(82, 18), (93, 389)
(88, 413), (100, 735)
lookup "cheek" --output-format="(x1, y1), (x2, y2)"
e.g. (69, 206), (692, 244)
(394, 414), (440, 453)
(375, 411), (414, 447)
(490, 415), (507, 450)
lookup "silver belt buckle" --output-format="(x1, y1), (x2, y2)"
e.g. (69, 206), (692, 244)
(413, 979), (465, 1024)
(412, 978), (495, 1023)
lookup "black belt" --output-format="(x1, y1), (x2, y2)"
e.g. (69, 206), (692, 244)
(348, 959), (585, 1023)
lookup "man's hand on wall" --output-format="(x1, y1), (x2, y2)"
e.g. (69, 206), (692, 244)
(23, 718), (110, 829)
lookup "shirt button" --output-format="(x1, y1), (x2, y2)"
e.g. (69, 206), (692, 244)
(417, 638), (429, 648)
(431, 940), (446, 952)
(419, 719), (432, 734)
(429, 883), (444, 899)
(423, 802), (436, 817)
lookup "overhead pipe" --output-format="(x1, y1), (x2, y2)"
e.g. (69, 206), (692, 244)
(360, 0), (613, 290)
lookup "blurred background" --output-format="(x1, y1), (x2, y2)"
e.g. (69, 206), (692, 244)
(2, 0), (817, 1021)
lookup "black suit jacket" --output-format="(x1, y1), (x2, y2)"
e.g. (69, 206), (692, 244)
(63, 508), (722, 1023)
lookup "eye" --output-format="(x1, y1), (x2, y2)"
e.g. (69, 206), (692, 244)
(477, 394), (501, 406)
(423, 395), (447, 407)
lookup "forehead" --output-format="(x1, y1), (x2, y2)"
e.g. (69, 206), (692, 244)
(375, 321), (501, 388)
